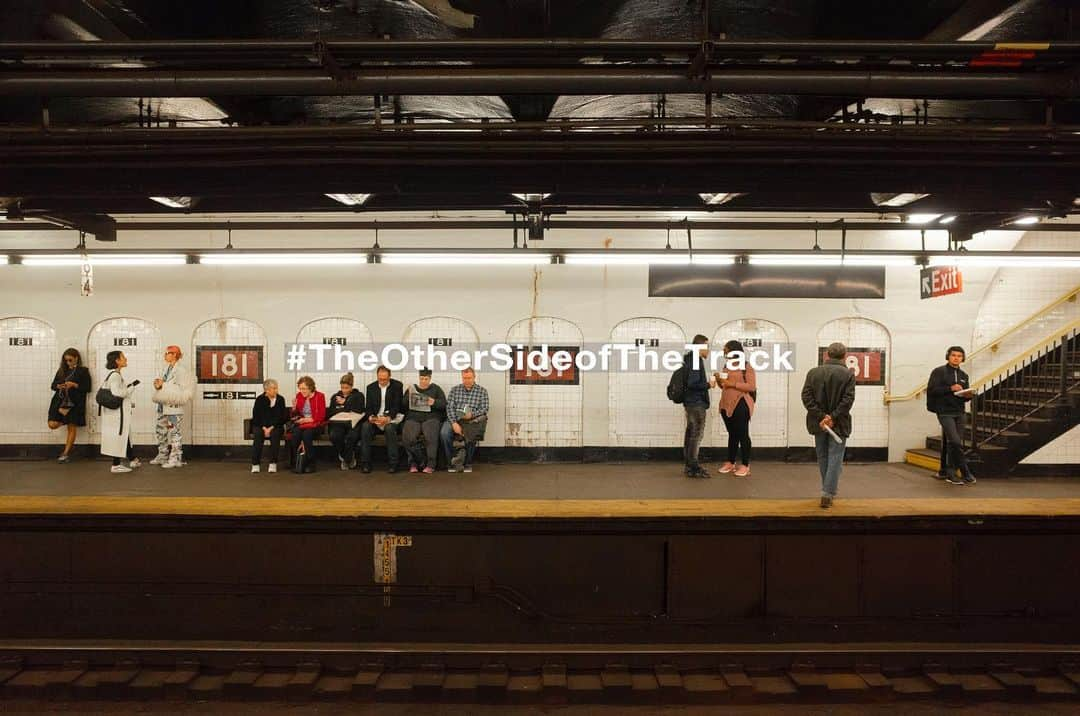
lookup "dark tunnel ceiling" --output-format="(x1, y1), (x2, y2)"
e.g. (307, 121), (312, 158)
(0, 0), (1077, 218)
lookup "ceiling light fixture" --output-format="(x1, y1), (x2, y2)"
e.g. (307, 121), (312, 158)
(748, 253), (915, 267)
(510, 193), (551, 203)
(199, 252), (368, 266)
(927, 254), (1080, 268)
(21, 253), (187, 266)
(149, 196), (194, 209)
(938, 215), (957, 225)
(1011, 216), (1040, 226)
(378, 252), (552, 266)
(906, 214), (942, 225)
(870, 192), (931, 208)
(698, 193), (744, 206)
(325, 193), (372, 206)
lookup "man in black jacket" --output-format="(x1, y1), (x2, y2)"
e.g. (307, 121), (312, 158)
(801, 342), (857, 508)
(353, 365), (406, 473)
(926, 346), (976, 486)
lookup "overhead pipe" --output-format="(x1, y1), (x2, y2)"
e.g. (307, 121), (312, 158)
(0, 68), (1075, 98)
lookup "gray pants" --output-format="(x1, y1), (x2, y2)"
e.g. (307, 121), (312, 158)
(815, 432), (846, 497)
(683, 405), (707, 467)
(937, 414), (970, 475)
(403, 417), (441, 466)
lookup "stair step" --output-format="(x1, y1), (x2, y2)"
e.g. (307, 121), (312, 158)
(905, 449), (940, 472)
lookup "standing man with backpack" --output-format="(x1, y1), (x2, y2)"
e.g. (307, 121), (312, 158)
(926, 346), (976, 486)
(669, 334), (717, 478)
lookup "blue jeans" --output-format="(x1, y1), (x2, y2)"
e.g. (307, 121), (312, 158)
(440, 420), (478, 466)
(815, 432), (846, 497)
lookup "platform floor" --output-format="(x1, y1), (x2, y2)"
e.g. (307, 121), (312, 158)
(0, 459), (1079, 518)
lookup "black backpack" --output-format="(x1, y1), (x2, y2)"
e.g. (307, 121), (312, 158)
(95, 371), (124, 410)
(667, 363), (688, 404)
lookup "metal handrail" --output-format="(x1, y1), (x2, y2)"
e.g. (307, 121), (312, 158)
(884, 285), (1080, 403)
(969, 319), (1080, 390)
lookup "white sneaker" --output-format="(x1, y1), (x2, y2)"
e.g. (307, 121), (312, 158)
(111, 464), (132, 473)
(129, 458), (142, 469)
(268, 463), (278, 473)
(161, 457), (182, 470)
(251, 465), (260, 474)
(149, 455), (167, 466)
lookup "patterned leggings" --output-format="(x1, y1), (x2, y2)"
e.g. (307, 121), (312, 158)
(155, 414), (184, 457)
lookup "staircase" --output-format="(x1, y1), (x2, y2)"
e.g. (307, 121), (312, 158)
(906, 327), (1080, 475)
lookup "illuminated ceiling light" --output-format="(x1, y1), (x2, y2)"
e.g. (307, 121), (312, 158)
(928, 254), (1080, 268)
(871, 192), (930, 207)
(510, 193), (552, 203)
(906, 213), (942, 225)
(22, 254), (187, 266)
(698, 193), (743, 206)
(325, 193), (372, 206)
(199, 253), (368, 266)
(380, 252), (551, 266)
(938, 215), (957, 225)
(149, 196), (194, 209)
(749, 253), (915, 267)
(565, 253), (689, 265)
(1011, 216), (1040, 225)
(0, 255), (8, 264)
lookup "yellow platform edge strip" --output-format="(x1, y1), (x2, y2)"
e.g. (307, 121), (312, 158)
(1, 496), (1079, 519)
(993, 42), (1050, 51)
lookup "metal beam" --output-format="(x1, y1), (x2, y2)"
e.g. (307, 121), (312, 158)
(0, 67), (1073, 98)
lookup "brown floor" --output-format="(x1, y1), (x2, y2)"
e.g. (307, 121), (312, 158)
(0, 459), (1078, 518)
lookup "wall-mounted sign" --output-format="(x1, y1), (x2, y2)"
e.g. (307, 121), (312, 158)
(818, 346), (886, 386)
(510, 345), (580, 385)
(202, 390), (257, 400)
(920, 266), (963, 299)
(634, 338), (659, 347)
(196, 345), (264, 384)
(741, 338), (763, 348)
(112, 337), (138, 347)
(322, 337), (347, 345)
(428, 337), (453, 347)
(7, 337), (33, 347)
(649, 264), (886, 299)
(80, 262), (93, 297)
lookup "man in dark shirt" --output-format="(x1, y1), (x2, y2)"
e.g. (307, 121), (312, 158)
(801, 342), (857, 508)
(926, 346), (976, 486)
(683, 334), (717, 478)
(402, 368), (447, 474)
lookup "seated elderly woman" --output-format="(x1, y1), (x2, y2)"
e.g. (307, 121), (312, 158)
(287, 375), (326, 474)
(250, 378), (288, 474)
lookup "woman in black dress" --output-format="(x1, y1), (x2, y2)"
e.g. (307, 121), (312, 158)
(48, 347), (91, 463)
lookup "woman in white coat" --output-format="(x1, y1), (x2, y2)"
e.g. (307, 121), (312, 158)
(100, 350), (142, 474)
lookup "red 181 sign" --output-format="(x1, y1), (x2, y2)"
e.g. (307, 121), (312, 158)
(818, 346), (886, 386)
(510, 345), (580, 385)
(196, 345), (264, 384)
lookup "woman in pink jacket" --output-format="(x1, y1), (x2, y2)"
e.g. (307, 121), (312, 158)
(715, 339), (757, 477)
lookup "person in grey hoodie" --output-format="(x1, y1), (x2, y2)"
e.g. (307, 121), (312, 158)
(402, 368), (447, 474)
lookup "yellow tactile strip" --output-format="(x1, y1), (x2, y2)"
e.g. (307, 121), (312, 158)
(0, 496), (1079, 519)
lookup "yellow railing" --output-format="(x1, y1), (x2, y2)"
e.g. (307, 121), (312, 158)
(884, 285), (1080, 403)
(968, 318), (1080, 391)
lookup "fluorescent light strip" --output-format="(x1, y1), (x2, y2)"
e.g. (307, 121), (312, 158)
(906, 213), (942, 225)
(565, 254), (735, 265)
(199, 253), (368, 266)
(928, 255), (1080, 268)
(21, 254), (187, 266)
(379, 253), (551, 265)
(1011, 216), (1040, 225)
(0, 255), (7, 265)
(149, 196), (194, 209)
(749, 254), (915, 267)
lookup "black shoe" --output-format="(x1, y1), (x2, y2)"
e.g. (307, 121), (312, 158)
(388, 465), (399, 474)
(935, 470), (949, 480)
(360, 464), (372, 474)
(962, 472), (977, 485)
(945, 474), (964, 485)
(820, 496), (833, 509)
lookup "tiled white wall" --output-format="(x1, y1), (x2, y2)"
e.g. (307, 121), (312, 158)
(191, 318), (267, 445)
(87, 317), (162, 445)
(709, 319), (789, 448)
(971, 233), (1080, 465)
(608, 317), (685, 447)
(295, 317), (374, 398)
(401, 316), (480, 398)
(505, 316), (583, 447)
(816, 318), (891, 448)
(0, 317), (58, 444)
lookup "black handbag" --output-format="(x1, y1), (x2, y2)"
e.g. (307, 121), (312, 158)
(292, 442), (308, 474)
(95, 371), (124, 410)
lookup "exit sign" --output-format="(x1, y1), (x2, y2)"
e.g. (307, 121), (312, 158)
(920, 266), (963, 299)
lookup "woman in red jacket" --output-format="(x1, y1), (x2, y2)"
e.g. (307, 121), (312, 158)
(288, 375), (326, 473)
(715, 339), (757, 477)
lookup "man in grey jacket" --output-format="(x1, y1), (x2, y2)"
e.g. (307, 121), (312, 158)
(151, 345), (194, 469)
(801, 342), (857, 508)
